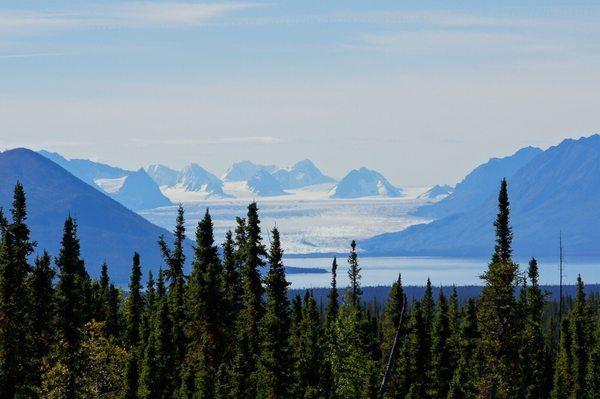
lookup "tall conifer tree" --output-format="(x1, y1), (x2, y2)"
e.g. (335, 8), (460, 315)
(347, 240), (362, 307)
(125, 252), (143, 399)
(184, 209), (227, 397)
(158, 204), (186, 392)
(258, 228), (292, 399)
(0, 183), (36, 398)
(477, 179), (521, 398)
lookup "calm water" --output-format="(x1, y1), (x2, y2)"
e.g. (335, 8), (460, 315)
(284, 256), (600, 288)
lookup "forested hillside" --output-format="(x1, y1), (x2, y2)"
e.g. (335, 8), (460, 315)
(0, 179), (599, 398)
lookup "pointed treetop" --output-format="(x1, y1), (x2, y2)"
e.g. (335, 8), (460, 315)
(492, 178), (513, 264)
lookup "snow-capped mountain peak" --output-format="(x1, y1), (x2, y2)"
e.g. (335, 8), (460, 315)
(222, 160), (278, 182)
(273, 159), (335, 189)
(329, 167), (402, 199)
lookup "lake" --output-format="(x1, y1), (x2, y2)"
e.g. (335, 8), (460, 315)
(283, 256), (600, 288)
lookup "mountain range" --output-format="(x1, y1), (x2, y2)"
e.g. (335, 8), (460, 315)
(39, 151), (171, 211)
(146, 159), (401, 199)
(1, 149), (178, 283)
(364, 135), (600, 257)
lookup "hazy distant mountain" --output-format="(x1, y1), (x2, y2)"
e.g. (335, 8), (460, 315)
(329, 167), (402, 199)
(40, 150), (171, 211)
(414, 146), (542, 218)
(364, 135), (600, 257)
(175, 163), (226, 196)
(146, 164), (179, 187)
(108, 169), (172, 210)
(222, 160), (278, 182)
(417, 184), (454, 201)
(247, 170), (287, 196)
(39, 150), (127, 184)
(0, 148), (179, 283)
(272, 159), (335, 189)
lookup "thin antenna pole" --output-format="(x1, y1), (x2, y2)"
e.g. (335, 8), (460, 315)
(558, 231), (563, 341)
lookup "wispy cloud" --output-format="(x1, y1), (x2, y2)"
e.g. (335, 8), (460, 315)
(0, 51), (79, 59)
(0, 2), (268, 32)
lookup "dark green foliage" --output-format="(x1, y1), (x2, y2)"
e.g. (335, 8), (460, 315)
(139, 270), (172, 399)
(125, 252), (143, 399)
(380, 273), (406, 398)
(404, 301), (429, 398)
(54, 215), (90, 398)
(158, 203), (187, 384)
(0, 184), (35, 398)
(184, 209), (227, 398)
(3, 185), (600, 399)
(347, 240), (362, 307)
(492, 178), (513, 264)
(551, 317), (573, 399)
(232, 202), (267, 398)
(448, 298), (479, 399)
(293, 291), (323, 398)
(570, 275), (590, 399)
(28, 251), (55, 383)
(258, 228), (292, 398)
(429, 289), (452, 398)
(476, 179), (521, 398)
(326, 257), (339, 330)
(522, 258), (551, 399)
(222, 230), (242, 329)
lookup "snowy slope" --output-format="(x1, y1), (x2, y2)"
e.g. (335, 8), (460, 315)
(222, 160), (278, 182)
(146, 164), (179, 187)
(329, 167), (402, 199)
(272, 159), (335, 189)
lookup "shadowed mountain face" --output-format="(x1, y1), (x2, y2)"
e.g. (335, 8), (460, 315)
(0, 148), (177, 283)
(364, 135), (600, 257)
(413, 146), (542, 218)
(222, 160), (278, 182)
(247, 169), (287, 196)
(272, 159), (335, 189)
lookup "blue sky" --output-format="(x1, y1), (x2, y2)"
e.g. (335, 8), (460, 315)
(1, 1), (600, 185)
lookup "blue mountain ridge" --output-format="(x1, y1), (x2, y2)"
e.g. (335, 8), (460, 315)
(364, 135), (600, 257)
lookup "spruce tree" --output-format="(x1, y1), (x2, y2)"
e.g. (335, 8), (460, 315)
(184, 209), (227, 397)
(232, 202), (266, 398)
(27, 251), (55, 392)
(125, 252), (143, 399)
(447, 286), (461, 368)
(570, 275), (590, 399)
(404, 300), (428, 399)
(222, 230), (242, 328)
(522, 258), (549, 399)
(448, 298), (479, 399)
(54, 216), (89, 399)
(347, 240), (362, 307)
(380, 273), (407, 398)
(477, 179), (521, 398)
(551, 317), (573, 399)
(429, 289), (452, 398)
(158, 204), (186, 393)
(294, 291), (323, 399)
(326, 257), (339, 330)
(258, 228), (292, 398)
(586, 315), (600, 398)
(0, 183), (36, 398)
(139, 270), (172, 399)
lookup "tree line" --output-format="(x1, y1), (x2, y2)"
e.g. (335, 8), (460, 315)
(1, 179), (600, 398)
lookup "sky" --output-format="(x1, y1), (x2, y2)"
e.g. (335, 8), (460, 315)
(1, 1), (600, 186)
